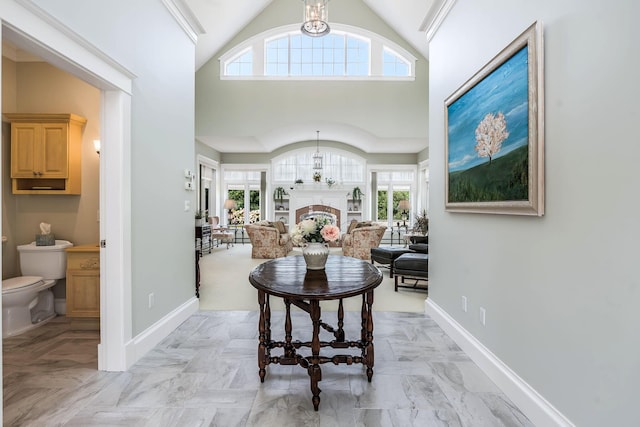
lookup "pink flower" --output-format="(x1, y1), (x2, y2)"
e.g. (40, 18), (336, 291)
(320, 224), (340, 242)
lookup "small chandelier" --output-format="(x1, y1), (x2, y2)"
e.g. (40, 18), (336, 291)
(313, 131), (323, 170)
(301, 0), (330, 37)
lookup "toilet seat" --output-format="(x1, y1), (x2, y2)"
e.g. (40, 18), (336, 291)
(2, 276), (44, 293)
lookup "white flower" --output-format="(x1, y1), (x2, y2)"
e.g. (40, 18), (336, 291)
(299, 219), (317, 235)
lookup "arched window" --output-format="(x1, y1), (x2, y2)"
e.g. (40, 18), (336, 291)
(265, 32), (369, 77)
(221, 24), (416, 80)
(272, 148), (365, 184)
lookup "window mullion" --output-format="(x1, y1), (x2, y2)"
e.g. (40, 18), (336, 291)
(343, 36), (347, 76)
(288, 34), (292, 76)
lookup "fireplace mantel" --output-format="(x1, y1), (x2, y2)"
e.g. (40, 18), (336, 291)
(287, 187), (349, 230)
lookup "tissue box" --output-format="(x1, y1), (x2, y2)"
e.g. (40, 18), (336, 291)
(36, 234), (55, 246)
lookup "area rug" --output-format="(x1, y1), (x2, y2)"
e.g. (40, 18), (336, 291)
(197, 243), (427, 312)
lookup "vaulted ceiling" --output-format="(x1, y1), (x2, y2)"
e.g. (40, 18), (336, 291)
(185, 0), (440, 71)
(184, 0), (450, 154)
(3, 1), (453, 155)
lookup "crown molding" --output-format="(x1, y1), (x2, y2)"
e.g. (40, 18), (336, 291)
(420, 0), (457, 43)
(162, 0), (205, 44)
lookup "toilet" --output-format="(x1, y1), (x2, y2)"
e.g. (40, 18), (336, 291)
(2, 240), (73, 338)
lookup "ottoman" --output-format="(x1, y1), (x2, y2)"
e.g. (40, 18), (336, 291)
(393, 253), (429, 292)
(408, 243), (429, 254)
(370, 246), (414, 278)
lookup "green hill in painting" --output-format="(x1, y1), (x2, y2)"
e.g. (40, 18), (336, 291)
(449, 145), (528, 202)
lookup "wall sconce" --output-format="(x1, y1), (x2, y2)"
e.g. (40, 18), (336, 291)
(93, 139), (101, 155)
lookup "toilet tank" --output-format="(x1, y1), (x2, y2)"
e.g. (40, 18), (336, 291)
(17, 240), (73, 279)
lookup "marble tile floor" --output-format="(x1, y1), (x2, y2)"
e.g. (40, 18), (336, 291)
(3, 311), (533, 427)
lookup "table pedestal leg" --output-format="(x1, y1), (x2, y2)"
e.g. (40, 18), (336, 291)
(308, 300), (322, 411)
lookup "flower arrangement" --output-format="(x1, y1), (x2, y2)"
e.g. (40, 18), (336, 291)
(313, 171), (322, 182)
(290, 217), (340, 246)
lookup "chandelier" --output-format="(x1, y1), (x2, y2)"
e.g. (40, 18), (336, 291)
(301, 0), (330, 37)
(313, 131), (323, 170)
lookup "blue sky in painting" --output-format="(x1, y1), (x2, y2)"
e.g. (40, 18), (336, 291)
(447, 46), (529, 172)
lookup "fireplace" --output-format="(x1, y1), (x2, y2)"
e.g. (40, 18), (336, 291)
(286, 187), (356, 232)
(296, 205), (341, 228)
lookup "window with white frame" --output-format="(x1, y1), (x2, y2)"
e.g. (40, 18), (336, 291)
(265, 33), (369, 77)
(373, 170), (416, 227)
(224, 170), (263, 224)
(272, 149), (365, 184)
(221, 24), (416, 80)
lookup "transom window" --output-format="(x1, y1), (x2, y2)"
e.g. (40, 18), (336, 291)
(224, 49), (252, 76)
(266, 33), (369, 77)
(220, 24), (416, 80)
(272, 149), (365, 183)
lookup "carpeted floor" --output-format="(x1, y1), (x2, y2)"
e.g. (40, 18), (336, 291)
(198, 243), (427, 312)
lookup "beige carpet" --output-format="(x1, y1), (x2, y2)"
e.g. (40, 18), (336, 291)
(198, 243), (427, 312)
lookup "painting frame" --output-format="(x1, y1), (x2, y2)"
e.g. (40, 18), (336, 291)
(445, 22), (544, 216)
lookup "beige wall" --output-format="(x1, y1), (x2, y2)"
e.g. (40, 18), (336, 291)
(1, 58), (100, 280)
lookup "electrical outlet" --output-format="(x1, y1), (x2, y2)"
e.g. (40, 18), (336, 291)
(148, 293), (154, 309)
(184, 200), (190, 211)
(479, 307), (486, 326)
(461, 296), (468, 312)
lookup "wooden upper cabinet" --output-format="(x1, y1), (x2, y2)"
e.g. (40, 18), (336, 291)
(11, 122), (69, 178)
(5, 113), (86, 194)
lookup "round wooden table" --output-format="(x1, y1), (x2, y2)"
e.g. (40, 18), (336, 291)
(248, 255), (383, 411)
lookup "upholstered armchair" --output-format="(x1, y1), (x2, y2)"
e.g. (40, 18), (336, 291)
(244, 220), (293, 259)
(341, 222), (387, 261)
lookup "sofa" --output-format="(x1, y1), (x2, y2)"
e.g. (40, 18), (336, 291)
(341, 221), (387, 261)
(244, 220), (293, 258)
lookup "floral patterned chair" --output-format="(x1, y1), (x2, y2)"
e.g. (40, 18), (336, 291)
(244, 220), (293, 259)
(341, 221), (387, 261)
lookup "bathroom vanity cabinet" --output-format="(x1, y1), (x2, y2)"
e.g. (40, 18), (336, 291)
(65, 245), (100, 318)
(5, 113), (87, 195)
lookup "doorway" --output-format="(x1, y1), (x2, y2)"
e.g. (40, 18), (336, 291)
(1, 16), (132, 373)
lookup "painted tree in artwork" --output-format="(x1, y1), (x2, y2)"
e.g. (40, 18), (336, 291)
(474, 112), (509, 164)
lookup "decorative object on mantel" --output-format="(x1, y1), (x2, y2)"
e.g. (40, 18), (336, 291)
(313, 171), (322, 182)
(290, 217), (340, 270)
(312, 130), (323, 171)
(301, 0), (330, 38)
(325, 177), (335, 188)
(295, 179), (304, 184)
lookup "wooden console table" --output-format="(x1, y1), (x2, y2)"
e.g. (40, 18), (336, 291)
(195, 224), (211, 255)
(248, 255), (383, 411)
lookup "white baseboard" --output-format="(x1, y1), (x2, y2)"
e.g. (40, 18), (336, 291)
(124, 296), (199, 369)
(425, 299), (575, 427)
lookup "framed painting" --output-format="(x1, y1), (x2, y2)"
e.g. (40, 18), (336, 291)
(445, 22), (544, 216)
